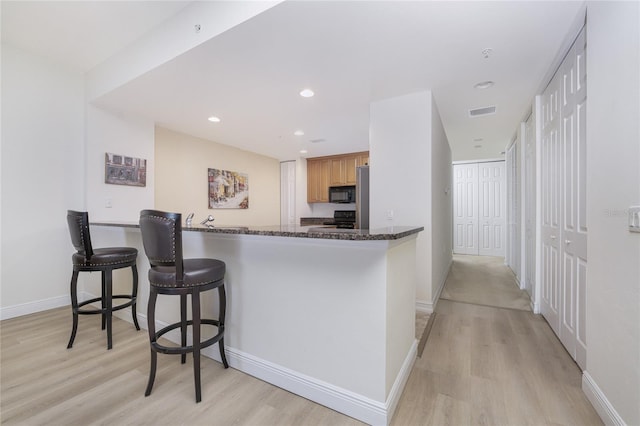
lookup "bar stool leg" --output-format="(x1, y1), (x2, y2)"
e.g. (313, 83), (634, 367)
(145, 289), (158, 397)
(180, 294), (187, 364)
(101, 273), (107, 331)
(218, 285), (229, 368)
(105, 269), (113, 350)
(192, 288), (202, 403)
(131, 265), (140, 330)
(67, 270), (80, 349)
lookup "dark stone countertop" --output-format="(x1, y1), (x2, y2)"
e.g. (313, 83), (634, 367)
(91, 221), (424, 241)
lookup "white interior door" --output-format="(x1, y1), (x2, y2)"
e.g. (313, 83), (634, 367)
(540, 27), (587, 369)
(524, 113), (536, 299)
(559, 29), (587, 369)
(506, 141), (520, 276)
(478, 162), (506, 256)
(280, 161), (296, 226)
(453, 163), (479, 255)
(541, 73), (561, 335)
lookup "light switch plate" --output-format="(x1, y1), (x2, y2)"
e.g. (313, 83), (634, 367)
(630, 206), (640, 233)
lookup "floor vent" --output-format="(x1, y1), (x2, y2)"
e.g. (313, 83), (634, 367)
(469, 105), (497, 117)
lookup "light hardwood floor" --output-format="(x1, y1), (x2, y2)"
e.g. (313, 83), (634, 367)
(1, 257), (602, 425)
(440, 255), (532, 311)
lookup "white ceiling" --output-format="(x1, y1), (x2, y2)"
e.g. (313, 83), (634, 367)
(2, 1), (585, 162)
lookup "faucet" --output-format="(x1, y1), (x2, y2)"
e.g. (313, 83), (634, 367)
(185, 212), (194, 227)
(200, 215), (215, 226)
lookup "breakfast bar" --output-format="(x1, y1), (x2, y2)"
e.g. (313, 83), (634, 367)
(88, 222), (423, 425)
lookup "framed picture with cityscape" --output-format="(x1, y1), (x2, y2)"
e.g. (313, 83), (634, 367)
(105, 153), (147, 187)
(208, 168), (249, 209)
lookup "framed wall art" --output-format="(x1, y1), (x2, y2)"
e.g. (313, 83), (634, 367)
(208, 168), (249, 209)
(105, 153), (146, 187)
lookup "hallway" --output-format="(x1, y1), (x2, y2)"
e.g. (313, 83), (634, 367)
(440, 255), (532, 311)
(392, 255), (602, 425)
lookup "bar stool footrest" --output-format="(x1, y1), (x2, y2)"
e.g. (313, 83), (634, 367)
(151, 319), (224, 355)
(75, 295), (137, 315)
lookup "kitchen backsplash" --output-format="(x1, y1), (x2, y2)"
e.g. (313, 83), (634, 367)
(309, 203), (355, 217)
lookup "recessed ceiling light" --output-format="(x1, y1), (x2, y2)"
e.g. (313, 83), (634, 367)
(294, 130), (304, 136)
(300, 149), (308, 154)
(299, 88), (314, 98)
(208, 116), (221, 123)
(474, 81), (494, 89)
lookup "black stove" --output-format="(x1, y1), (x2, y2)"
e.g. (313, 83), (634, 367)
(332, 210), (356, 229)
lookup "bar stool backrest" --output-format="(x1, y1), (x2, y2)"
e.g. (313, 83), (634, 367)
(67, 210), (94, 260)
(139, 209), (184, 283)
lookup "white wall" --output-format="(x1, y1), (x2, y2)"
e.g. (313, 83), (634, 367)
(584, 2), (640, 425)
(154, 127), (280, 226)
(0, 44), (84, 316)
(429, 98), (453, 302)
(370, 91), (452, 310)
(85, 105), (155, 222)
(86, 1), (281, 100)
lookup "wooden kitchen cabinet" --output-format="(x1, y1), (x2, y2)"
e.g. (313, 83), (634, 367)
(307, 158), (330, 203)
(330, 158), (347, 185)
(330, 152), (368, 186)
(307, 151), (369, 203)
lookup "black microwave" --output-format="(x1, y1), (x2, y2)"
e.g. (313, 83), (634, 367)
(329, 185), (356, 203)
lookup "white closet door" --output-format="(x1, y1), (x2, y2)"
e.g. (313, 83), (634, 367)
(506, 141), (520, 276)
(524, 113), (536, 299)
(559, 30), (588, 369)
(540, 27), (587, 368)
(453, 163), (479, 255)
(280, 161), (296, 226)
(478, 162), (506, 256)
(541, 72), (562, 335)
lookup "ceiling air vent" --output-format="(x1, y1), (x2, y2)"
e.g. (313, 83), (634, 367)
(310, 138), (326, 143)
(469, 105), (496, 117)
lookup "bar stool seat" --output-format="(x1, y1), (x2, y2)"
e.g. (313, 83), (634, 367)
(139, 209), (228, 403)
(73, 247), (138, 267)
(149, 259), (225, 288)
(66, 210), (140, 350)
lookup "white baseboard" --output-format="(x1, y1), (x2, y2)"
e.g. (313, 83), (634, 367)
(416, 299), (433, 314)
(531, 300), (541, 314)
(582, 371), (626, 426)
(137, 310), (414, 425)
(416, 257), (452, 314)
(385, 340), (417, 424)
(0, 294), (70, 320)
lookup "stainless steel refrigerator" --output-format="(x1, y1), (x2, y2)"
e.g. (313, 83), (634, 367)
(356, 165), (369, 229)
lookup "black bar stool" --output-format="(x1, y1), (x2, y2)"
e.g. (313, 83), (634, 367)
(66, 210), (140, 350)
(139, 209), (228, 403)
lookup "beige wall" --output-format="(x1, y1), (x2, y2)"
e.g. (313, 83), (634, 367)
(155, 127), (280, 226)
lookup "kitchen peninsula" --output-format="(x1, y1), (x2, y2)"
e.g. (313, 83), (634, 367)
(90, 222), (423, 425)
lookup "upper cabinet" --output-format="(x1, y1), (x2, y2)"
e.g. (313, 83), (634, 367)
(307, 151), (369, 203)
(307, 157), (330, 203)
